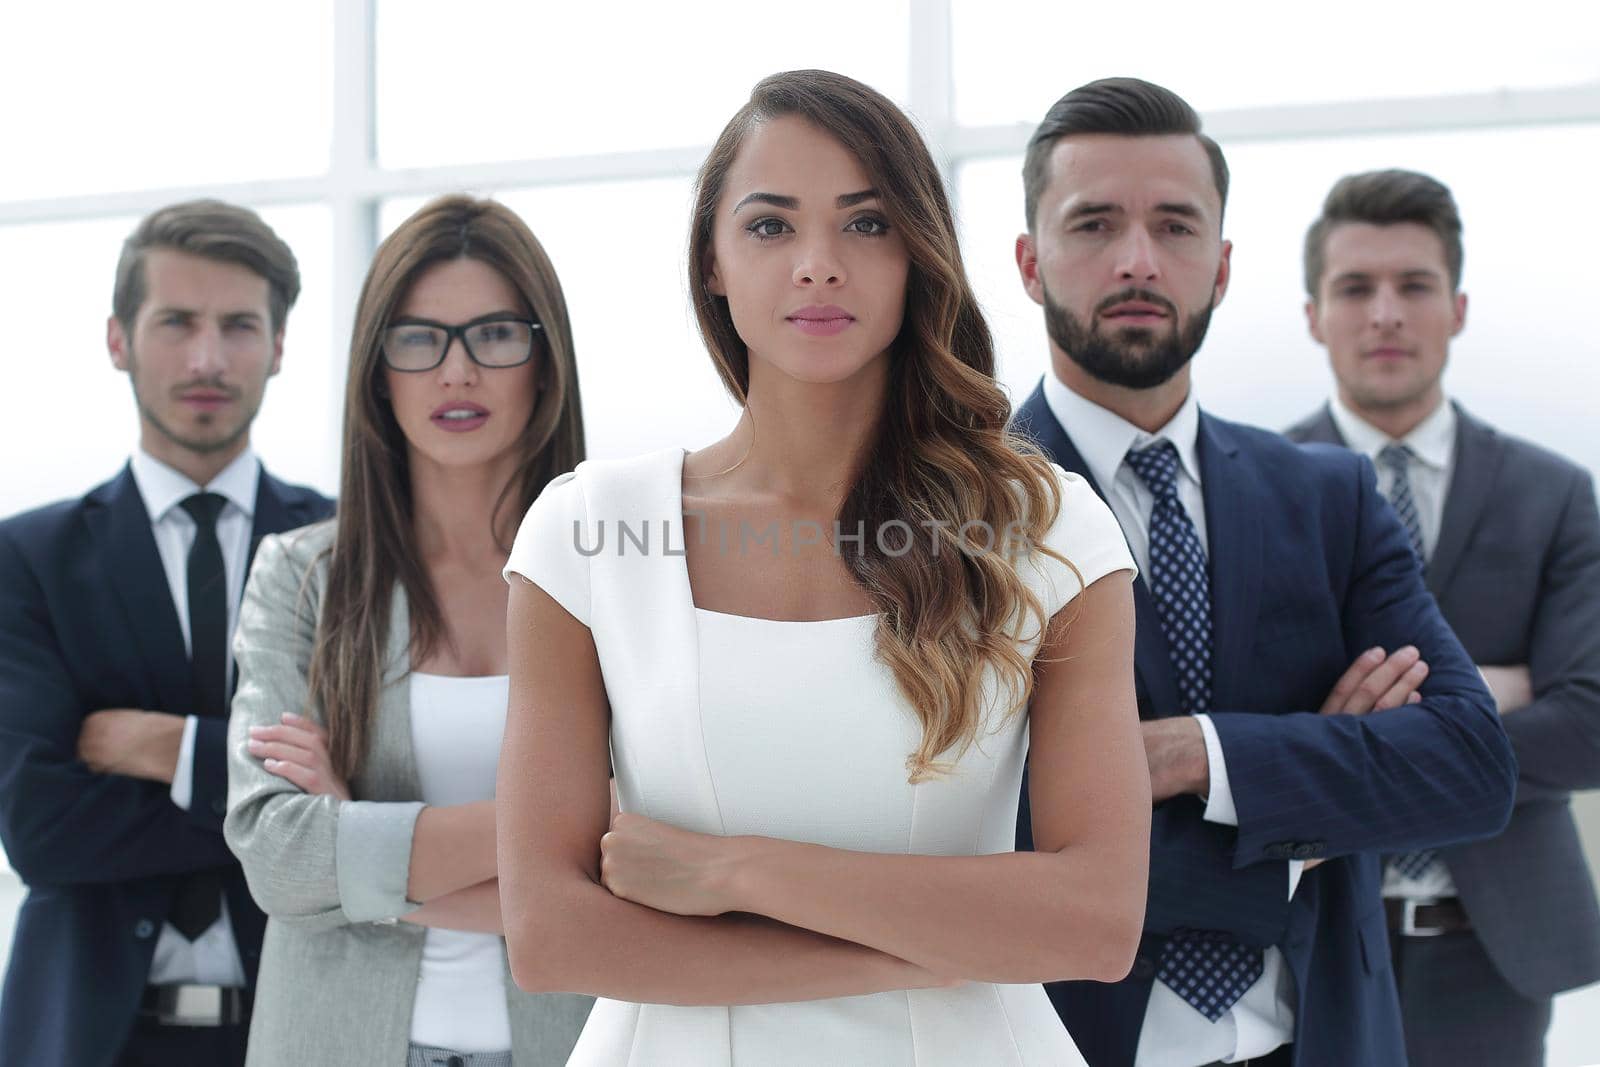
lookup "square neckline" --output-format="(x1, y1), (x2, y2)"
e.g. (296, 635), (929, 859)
(673, 448), (877, 626)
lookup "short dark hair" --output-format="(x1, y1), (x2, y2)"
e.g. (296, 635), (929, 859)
(1303, 169), (1463, 296)
(1022, 77), (1229, 231)
(112, 199), (300, 333)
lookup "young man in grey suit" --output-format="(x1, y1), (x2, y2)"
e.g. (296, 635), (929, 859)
(1288, 168), (1600, 1067)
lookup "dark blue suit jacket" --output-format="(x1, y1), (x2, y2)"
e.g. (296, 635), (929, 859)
(0, 463), (332, 1067)
(1012, 385), (1516, 1067)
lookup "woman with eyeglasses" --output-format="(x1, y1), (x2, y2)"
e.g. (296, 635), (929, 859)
(224, 196), (592, 1067)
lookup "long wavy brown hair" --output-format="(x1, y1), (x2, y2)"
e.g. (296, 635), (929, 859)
(690, 71), (1073, 781)
(309, 195), (585, 779)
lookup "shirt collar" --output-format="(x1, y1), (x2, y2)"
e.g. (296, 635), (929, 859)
(1042, 370), (1204, 491)
(1328, 394), (1456, 473)
(129, 446), (260, 524)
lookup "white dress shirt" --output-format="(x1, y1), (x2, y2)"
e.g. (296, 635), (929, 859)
(1043, 374), (1298, 1065)
(128, 445), (256, 987)
(1327, 395), (1460, 901)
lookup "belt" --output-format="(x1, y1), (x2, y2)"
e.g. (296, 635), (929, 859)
(1202, 1046), (1292, 1067)
(406, 1045), (513, 1067)
(1385, 896), (1471, 937)
(138, 983), (248, 1027)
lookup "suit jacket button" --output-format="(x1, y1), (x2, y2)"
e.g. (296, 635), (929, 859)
(212, 798), (227, 816)
(134, 919), (156, 939)
(1131, 956), (1156, 980)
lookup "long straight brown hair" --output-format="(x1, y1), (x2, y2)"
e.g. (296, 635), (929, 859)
(309, 195), (585, 779)
(690, 71), (1072, 781)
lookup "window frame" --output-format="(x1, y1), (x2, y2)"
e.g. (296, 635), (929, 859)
(1, 0), (1596, 459)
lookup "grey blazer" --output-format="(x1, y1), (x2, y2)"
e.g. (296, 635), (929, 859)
(224, 521), (591, 1066)
(1287, 402), (1600, 999)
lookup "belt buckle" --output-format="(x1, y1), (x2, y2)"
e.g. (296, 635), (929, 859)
(1401, 897), (1447, 938)
(162, 985), (225, 1023)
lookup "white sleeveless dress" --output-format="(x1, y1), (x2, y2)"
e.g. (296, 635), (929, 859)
(505, 448), (1135, 1066)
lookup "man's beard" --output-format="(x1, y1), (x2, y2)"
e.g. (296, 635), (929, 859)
(1043, 284), (1214, 390)
(140, 399), (252, 454)
(127, 351), (256, 455)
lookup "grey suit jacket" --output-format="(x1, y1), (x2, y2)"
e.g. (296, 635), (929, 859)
(224, 521), (591, 1066)
(1287, 401), (1600, 998)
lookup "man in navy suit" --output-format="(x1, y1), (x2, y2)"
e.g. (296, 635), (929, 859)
(0, 200), (333, 1066)
(1288, 168), (1600, 1066)
(1009, 79), (1516, 1067)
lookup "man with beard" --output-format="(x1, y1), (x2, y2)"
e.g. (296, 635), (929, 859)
(1287, 169), (1600, 1067)
(0, 200), (332, 1066)
(1008, 79), (1515, 1067)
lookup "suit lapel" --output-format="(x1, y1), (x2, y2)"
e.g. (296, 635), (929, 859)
(235, 463), (329, 700)
(1429, 403), (1502, 596)
(1015, 384), (1183, 720)
(1196, 414), (1263, 713)
(1294, 404), (1344, 447)
(85, 465), (194, 717)
(248, 465), (313, 569)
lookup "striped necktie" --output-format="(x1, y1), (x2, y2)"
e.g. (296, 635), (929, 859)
(1377, 444), (1426, 566)
(1374, 446), (1443, 882)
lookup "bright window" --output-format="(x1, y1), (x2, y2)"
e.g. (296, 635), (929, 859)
(376, 0), (911, 168)
(953, 0), (1600, 126)
(0, 2), (332, 200)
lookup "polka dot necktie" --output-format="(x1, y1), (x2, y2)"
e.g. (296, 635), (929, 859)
(1376, 444), (1443, 882)
(1125, 441), (1263, 1022)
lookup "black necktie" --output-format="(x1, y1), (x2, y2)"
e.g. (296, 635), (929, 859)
(1125, 442), (1263, 1021)
(170, 491), (228, 941)
(182, 492), (229, 721)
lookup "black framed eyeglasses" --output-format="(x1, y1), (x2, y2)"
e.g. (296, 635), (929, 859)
(380, 313), (543, 372)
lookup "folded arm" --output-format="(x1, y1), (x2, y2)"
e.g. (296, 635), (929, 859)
(1212, 463), (1516, 867)
(1498, 468), (1600, 796)
(224, 533), (494, 930)
(1137, 641), (1428, 938)
(402, 878), (504, 934)
(499, 572), (1149, 1001)
(1139, 799), (1293, 946)
(0, 532), (233, 886)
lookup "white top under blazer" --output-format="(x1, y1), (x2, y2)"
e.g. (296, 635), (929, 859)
(407, 672), (514, 1053)
(504, 448), (1136, 1066)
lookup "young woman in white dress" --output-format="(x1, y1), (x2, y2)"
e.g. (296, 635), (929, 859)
(498, 71), (1151, 1065)
(225, 197), (590, 1066)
